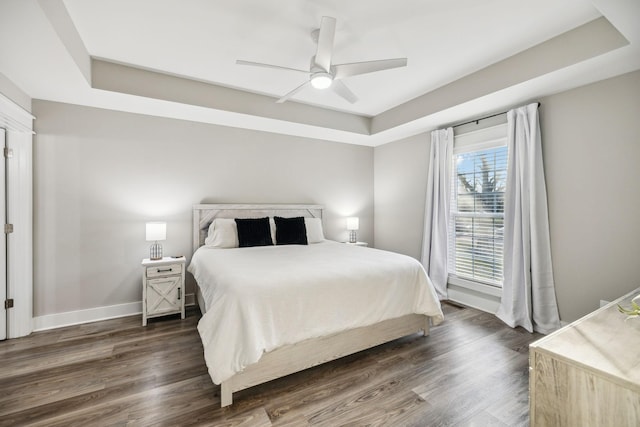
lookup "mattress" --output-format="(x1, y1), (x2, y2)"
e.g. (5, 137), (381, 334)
(188, 240), (444, 384)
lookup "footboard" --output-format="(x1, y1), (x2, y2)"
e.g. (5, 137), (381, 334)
(220, 313), (430, 407)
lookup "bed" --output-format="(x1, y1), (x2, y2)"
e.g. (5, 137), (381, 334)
(189, 204), (444, 407)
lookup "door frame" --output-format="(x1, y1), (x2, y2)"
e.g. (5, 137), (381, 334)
(0, 92), (34, 339)
(0, 128), (5, 340)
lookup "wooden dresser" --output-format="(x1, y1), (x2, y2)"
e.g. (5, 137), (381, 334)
(529, 288), (640, 426)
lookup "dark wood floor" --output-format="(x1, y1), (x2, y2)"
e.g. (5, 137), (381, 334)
(0, 303), (541, 426)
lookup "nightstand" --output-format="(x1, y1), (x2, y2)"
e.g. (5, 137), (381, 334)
(141, 257), (186, 326)
(344, 241), (368, 247)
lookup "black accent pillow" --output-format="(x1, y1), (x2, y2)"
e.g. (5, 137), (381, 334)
(234, 217), (273, 247)
(274, 216), (308, 245)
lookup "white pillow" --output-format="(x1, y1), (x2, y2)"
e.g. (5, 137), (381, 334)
(204, 218), (239, 248)
(305, 217), (325, 243)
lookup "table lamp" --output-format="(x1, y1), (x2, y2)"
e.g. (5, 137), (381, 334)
(146, 222), (166, 260)
(346, 217), (359, 244)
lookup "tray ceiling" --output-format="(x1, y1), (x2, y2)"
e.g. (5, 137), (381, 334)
(0, 0), (638, 145)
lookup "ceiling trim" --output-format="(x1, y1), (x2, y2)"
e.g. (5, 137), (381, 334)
(91, 16), (628, 142)
(372, 16), (628, 133)
(32, 0), (639, 148)
(37, 0), (91, 85)
(91, 59), (371, 136)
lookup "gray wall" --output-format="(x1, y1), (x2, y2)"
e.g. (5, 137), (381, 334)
(28, 69), (640, 322)
(540, 70), (640, 321)
(33, 101), (374, 316)
(374, 133), (429, 258)
(373, 70), (640, 322)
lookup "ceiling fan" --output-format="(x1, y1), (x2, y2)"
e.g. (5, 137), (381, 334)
(236, 16), (407, 104)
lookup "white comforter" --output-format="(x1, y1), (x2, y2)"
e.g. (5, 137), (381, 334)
(188, 241), (444, 384)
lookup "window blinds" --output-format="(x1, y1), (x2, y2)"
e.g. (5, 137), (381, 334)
(449, 124), (507, 287)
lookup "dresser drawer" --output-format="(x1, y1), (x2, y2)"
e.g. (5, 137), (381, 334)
(146, 263), (182, 278)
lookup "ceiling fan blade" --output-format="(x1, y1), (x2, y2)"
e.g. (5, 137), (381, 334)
(314, 16), (336, 72)
(276, 80), (310, 103)
(332, 80), (358, 104)
(236, 59), (308, 74)
(333, 58), (407, 79)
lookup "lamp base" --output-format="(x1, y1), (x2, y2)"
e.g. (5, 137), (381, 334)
(150, 242), (163, 260)
(349, 230), (357, 244)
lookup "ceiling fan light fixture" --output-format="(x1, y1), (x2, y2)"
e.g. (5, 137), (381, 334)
(310, 72), (333, 89)
(237, 16), (407, 103)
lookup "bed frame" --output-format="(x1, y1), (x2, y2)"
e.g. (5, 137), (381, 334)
(191, 204), (431, 407)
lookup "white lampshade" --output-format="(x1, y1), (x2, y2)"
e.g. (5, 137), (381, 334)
(346, 217), (359, 231)
(146, 222), (166, 241)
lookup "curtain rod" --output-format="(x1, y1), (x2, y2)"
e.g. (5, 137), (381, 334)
(452, 102), (540, 129)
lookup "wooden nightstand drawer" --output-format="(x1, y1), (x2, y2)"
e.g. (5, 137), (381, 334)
(146, 263), (182, 278)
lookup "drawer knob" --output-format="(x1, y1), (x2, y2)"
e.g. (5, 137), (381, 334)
(157, 268), (173, 273)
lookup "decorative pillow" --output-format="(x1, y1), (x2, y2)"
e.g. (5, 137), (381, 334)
(204, 218), (239, 248)
(304, 217), (325, 243)
(274, 216), (308, 245)
(235, 217), (273, 247)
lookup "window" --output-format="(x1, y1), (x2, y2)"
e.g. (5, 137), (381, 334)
(448, 124), (507, 287)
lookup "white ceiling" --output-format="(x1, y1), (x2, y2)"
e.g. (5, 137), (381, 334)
(0, 0), (638, 146)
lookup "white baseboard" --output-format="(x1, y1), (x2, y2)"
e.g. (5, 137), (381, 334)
(447, 285), (500, 314)
(33, 293), (196, 332)
(33, 301), (142, 331)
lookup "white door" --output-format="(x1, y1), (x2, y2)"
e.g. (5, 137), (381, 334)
(0, 128), (6, 341)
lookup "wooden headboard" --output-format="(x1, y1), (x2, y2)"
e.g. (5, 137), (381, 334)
(192, 204), (324, 253)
